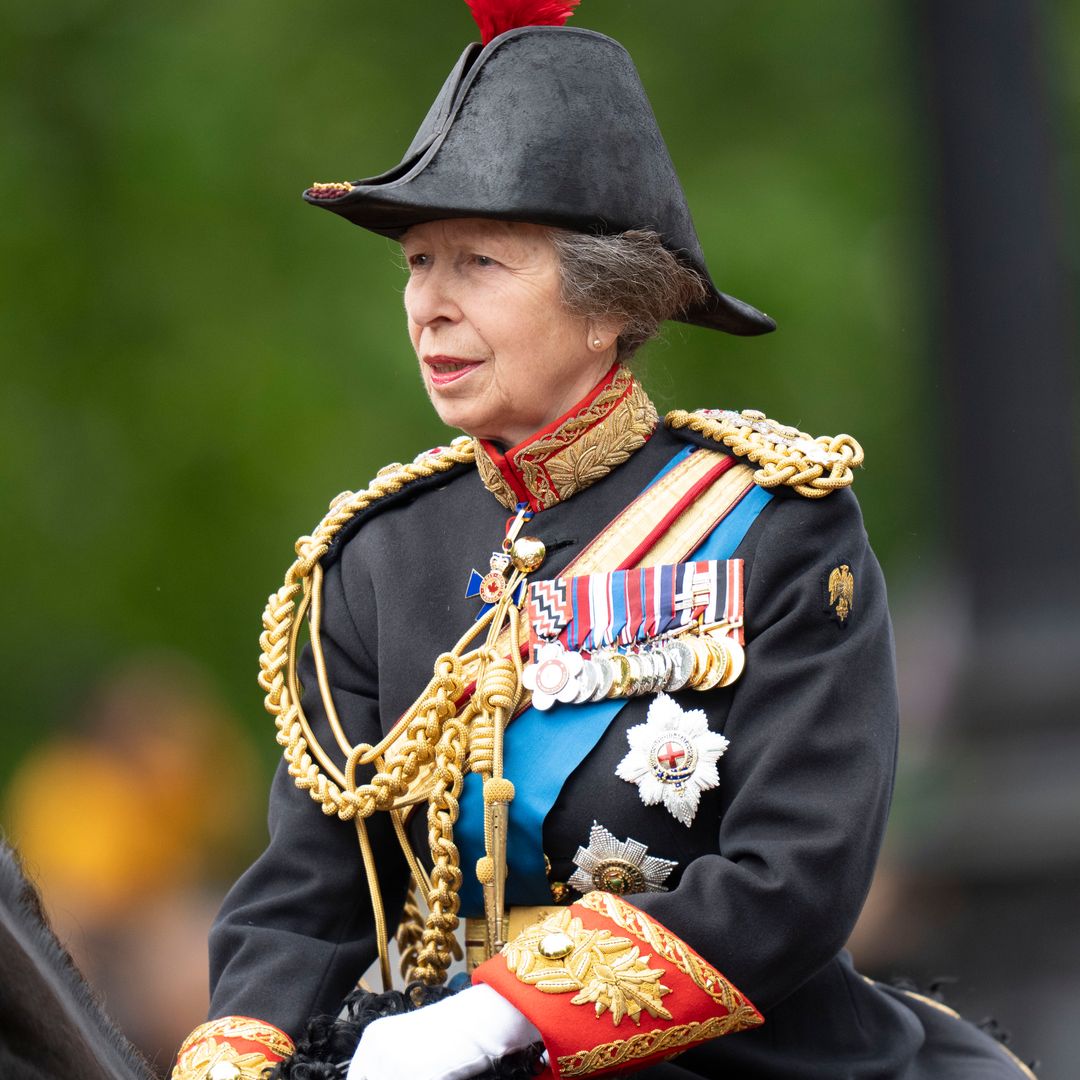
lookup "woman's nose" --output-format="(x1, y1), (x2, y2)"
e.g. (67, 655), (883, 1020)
(405, 268), (462, 326)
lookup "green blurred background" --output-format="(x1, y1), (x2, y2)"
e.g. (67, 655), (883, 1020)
(1, 0), (939, 774)
(3, 0), (1077, 1075)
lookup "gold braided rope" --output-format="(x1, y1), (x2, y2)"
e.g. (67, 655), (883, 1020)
(258, 435), (481, 986)
(413, 712), (469, 982)
(396, 880), (426, 983)
(259, 434), (475, 812)
(665, 408), (863, 498)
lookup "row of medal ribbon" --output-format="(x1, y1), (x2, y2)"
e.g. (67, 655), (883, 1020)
(522, 626), (745, 711)
(527, 558), (744, 653)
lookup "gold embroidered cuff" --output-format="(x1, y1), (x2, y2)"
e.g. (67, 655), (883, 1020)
(172, 1016), (293, 1080)
(472, 891), (762, 1079)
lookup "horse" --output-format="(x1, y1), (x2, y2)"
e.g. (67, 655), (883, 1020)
(0, 838), (155, 1080)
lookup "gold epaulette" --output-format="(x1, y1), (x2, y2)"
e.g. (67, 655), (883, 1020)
(665, 408), (863, 499)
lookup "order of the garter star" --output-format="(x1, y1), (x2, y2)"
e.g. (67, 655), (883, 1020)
(616, 693), (730, 827)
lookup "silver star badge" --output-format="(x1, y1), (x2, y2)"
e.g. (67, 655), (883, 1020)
(615, 692), (730, 827)
(567, 821), (677, 897)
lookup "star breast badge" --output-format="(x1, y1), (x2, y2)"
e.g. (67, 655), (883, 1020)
(567, 821), (677, 897)
(615, 693), (730, 827)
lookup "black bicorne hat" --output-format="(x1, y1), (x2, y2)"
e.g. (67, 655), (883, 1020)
(304, 5), (775, 336)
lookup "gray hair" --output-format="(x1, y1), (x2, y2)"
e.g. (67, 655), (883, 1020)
(548, 228), (708, 359)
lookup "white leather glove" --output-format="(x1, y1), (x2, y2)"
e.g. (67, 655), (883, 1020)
(346, 983), (542, 1080)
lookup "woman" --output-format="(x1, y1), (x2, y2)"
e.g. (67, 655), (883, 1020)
(173, 5), (1034, 1079)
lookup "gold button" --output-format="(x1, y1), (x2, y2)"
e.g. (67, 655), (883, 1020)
(510, 536), (546, 573)
(209, 1064), (242, 1080)
(538, 931), (575, 960)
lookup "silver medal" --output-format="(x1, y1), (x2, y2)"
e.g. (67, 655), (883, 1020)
(650, 648), (674, 692)
(587, 656), (615, 701)
(572, 658), (600, 703)
(664, 639), (695, 692)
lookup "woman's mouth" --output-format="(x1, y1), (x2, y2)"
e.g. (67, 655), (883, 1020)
(424, 356), (482, 387)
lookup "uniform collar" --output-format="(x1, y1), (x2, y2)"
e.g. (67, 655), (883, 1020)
(473, 364), (658, 512)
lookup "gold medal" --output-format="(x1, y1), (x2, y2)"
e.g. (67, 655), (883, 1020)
(713, 634), (746, 687)
(696, 635), (728, 691)
(685, 635), (713, 689)
(607, 653), (634, 698)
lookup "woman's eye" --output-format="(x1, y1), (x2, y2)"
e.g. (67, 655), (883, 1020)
(473, 254), (496, 268)
(406, 253), (429, 269)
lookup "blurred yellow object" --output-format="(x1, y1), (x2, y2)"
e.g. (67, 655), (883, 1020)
(2, 654), (258, 926)
(6, 740), (197, 923)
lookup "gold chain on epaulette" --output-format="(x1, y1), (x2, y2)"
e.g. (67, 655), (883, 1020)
(258, 435), (482, 989)
(665, 408), (863, 498)
(259, 436), (476, 820)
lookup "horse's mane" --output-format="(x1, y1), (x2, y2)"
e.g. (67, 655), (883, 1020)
(0, 838), (155, 1080)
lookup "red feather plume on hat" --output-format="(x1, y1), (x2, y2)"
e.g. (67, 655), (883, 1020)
(464, 0), (581, 46)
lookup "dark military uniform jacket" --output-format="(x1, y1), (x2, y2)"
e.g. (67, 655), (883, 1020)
(195, 370), (1031, 1080)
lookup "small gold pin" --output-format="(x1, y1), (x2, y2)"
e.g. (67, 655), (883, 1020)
(828, 564), (855, 622)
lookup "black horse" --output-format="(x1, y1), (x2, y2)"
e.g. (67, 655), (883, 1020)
(0, 838), (154, 1080)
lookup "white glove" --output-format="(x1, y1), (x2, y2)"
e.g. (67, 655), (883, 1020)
(346, 983), (542, 1080)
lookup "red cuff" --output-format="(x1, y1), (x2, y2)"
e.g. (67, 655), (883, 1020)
(473, 891), (762, 1078)
(172, 1015), (294, 1079)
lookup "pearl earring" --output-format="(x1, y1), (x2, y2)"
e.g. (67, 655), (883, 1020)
(592, 338), (602, 349)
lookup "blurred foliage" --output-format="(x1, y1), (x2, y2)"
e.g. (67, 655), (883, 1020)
(1, 1), (1075, 780)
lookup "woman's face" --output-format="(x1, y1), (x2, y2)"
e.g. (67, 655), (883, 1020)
(402, 219), (616, 446)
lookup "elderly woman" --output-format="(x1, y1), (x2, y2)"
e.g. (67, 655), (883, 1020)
(172, 6), (1033, 1080)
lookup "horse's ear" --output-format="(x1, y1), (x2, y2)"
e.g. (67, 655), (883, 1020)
(0, 843), (52, 933)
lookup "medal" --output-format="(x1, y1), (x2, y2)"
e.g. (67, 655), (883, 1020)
(522, 642), (585, 711)
(465, 503), (535, 618)
(586, 655), (615, 701)
(527, 558), (743, 653)
(571, 658), (601, 703)
(716, 634), (745, 686)
(567, 821), (677, 897)
(664, 639), (695, 692)
(519, 558), (747, 711)
(615, 693), (730, 827)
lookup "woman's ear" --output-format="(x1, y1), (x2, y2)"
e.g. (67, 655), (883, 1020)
(586, 318), (624, 353)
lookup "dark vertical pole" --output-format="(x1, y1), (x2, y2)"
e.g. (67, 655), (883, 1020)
(912, 1), (1080, 1072)
(920, 0), (1079, 625)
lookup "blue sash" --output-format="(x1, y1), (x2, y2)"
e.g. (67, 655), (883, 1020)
(457, 449), (772, 915)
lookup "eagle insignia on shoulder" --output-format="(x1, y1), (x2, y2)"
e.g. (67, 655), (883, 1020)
(665, 408), (863, 498)
(827, 564), (855, 623)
